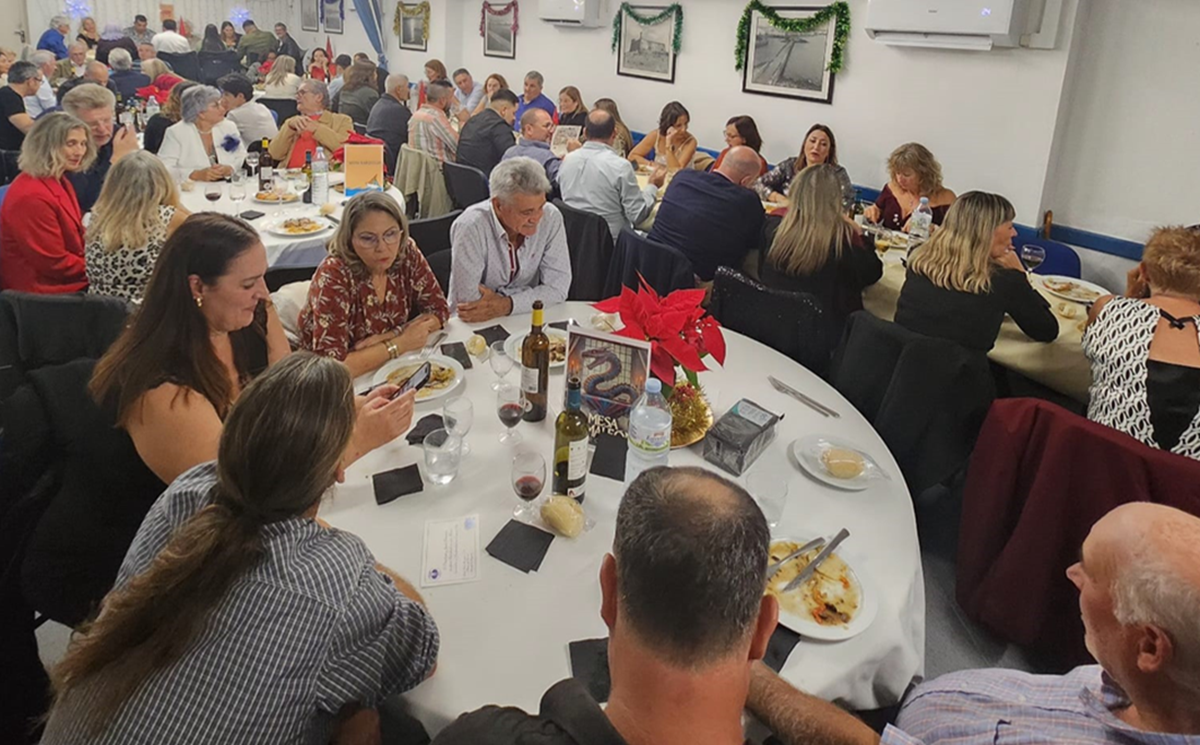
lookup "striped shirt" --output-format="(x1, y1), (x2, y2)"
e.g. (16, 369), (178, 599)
(882, 665), (1200, 744)
(42, 462), (439, 745)
(407, 104), (458, 164)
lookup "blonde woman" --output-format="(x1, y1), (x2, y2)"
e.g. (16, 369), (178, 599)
(761, 164), (882, 335)
(557, 86), (587, 129)
(865, 142), (957, 231)
(896, 191), (1057, 351)
(261, 54), (300, 99)
(86, 151), (190, 303)
(76, 16), (100, 49)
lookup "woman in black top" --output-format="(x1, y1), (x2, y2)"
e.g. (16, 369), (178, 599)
(895, 191), (1058, 352)
(557, 86), (587, 129)
(142, 80), (195, 155)
(760, 164), (882, 337)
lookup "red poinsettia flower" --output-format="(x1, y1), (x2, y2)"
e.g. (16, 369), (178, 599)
(593, 275), (725, 387)
(135, 85), (170, 105)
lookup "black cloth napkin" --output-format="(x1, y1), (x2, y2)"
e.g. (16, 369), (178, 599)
(372, 465), (424, 506)
(589, 432), (627, 481)
(405, 414), (444, 446)
(763, 625), (802, 673)
(485, 519), (555, 573)
(476, 324), (511, 346)
(549, 320), (572, 331)
(568, 638), (611, 704)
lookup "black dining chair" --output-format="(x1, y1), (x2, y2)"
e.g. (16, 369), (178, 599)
(426, 250), (452, 295)
(157, 51), (201, 82)
(552, 199), (614, 301)
(603, 228), (695, 298)
(442, 161), (490, 211)
(197, 50), (243, 85)
(408, 210), (462, 258)
(709, 267), (832, 378)
(260, 97), (299, 124)
(0, 150), (20, 186)
(264, 265), (321, 293)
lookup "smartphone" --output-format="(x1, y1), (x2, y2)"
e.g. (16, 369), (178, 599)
(239, 210), (266, 220)
(392, 362), (432, 399)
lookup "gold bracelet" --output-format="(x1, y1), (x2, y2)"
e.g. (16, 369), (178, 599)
(385, 340), (399, 359)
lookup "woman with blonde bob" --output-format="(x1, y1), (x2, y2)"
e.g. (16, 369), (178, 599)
(262, 53), (300, 99)
(299, 191), (449, 376)
(0, 112), (95, 293)
(761, 164), (882, 336)
(865, 142), (957, 230)
(42, 353), (439, 744)
(896, 190), (1057, 351)
(86, 151), (191, 303)
(1084, 227), (1200, 459)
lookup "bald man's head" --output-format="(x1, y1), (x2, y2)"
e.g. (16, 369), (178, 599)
(715, 145), (762, 188)
(84, 60), (109, 85)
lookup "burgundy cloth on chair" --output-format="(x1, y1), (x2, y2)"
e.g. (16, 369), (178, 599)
(956, 398), (1200, 669)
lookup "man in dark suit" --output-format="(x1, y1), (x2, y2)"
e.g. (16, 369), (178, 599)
(272, 23), (303, 62)
(366, 72), (412, 176)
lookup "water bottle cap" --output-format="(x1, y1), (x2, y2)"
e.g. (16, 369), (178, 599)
(646, 379), (662, 394)
(919, 197), (929, 204)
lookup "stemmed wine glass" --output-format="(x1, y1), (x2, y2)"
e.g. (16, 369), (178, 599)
(1020, 245), (1046, 273)
(510, 450), (546, 522)
(443, 396), (473, 457)
(496, 382), (524, 445)
(245, 151), (260, 179)
(489, 340), (514, 391)
(204, 182), (222, 211)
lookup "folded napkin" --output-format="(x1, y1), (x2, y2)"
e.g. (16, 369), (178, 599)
(372, 465), (423, 505)
(476, 324), (511, 346)
(568, 638), (611, 703)
(485, 519), (555, 573)
(405, 414), (445, 446)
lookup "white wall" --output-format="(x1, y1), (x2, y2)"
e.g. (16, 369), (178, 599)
(1043, 0), (1200, 243)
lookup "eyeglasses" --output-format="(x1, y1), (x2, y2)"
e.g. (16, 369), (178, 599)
(356, 228), (403, 250)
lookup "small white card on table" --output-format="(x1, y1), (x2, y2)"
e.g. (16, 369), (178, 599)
(421, 514), (480, 587)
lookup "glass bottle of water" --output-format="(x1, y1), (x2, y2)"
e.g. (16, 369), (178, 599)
(910, 197), (933, 241)
(311, 147), (329, 206)
(625, 378), (672, 484)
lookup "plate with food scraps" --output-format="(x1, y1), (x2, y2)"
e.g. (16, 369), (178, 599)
(371, 353), (465, 402)
(790, 435), (888, 491)
(765, 537), (878, 642)
(253, 191), (300, 204)
(265, 216), (334, 237)
(504, 327), (569, 369)
(1037, 275), (1109, 304)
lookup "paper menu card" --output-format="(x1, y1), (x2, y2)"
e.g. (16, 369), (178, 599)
(344, 143), (385, 195)
(551, 126), (582, 158)
(421, 514), (481, 588)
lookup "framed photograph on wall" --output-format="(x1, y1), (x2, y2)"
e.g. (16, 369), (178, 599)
(616, 5), (677, 83)
(482, 3), (517, 59)
(302, 0), (320, 32)
(400, 14), (428, 51)
(741, 7), (836, 103)
(323, 0), (344, 34)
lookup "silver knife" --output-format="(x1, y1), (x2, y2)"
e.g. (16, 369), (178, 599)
(783, 528), (850, 592)
(768, 376), (840, 418)
(766, 537), (826, 579)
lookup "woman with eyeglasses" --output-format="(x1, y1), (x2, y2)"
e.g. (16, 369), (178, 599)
(299, 191), (449, 376)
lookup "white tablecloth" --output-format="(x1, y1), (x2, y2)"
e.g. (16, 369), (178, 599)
(327, 301), (925, 733)
(177, 180), (406, 269)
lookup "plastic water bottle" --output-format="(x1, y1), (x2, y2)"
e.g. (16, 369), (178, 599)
(625, 378), (672, 484)
(145, 97), (160, 119)
(910, 197), (933, 241)
(311, 147), (329, 206)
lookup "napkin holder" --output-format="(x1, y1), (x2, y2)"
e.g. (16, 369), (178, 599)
(702, 398), (780, 476)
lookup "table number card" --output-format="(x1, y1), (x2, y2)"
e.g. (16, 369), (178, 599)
(421, 514), (481, 587)
(344, 144), (385, 196)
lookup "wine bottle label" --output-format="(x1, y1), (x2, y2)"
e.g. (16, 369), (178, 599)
(567, 438), (588, 481)
(521, 365), (539, 394)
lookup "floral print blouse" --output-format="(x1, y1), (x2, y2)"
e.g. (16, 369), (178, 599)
(298, 239), (450, 361)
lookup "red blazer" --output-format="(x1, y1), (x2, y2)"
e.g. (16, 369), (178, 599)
(0, 173), (87, 294)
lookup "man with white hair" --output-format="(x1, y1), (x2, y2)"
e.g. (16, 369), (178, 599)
(62, 83), (138, 212)
(54, 41), (88, 82)
(108, 48), (150, 102)
(407, 79), (458, 164)
(24, 51), (58, 118)
(366, 72), (411, 175)
(449, 157), (571, 322)
(37, 15), (71, 60)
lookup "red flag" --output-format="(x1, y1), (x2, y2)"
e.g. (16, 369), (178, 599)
(179, 18), (188, 37)
(325, 37), (335, 71)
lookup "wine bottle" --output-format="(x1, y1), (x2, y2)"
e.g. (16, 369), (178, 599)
(553, 376), (589, 502)
(521, 300), (549, 422)
(302, 151), (313, 203)
(258, 139), (274, 192)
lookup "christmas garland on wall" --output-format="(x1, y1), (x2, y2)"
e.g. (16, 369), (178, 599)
(394, 1), (431, 40)
(611, 3), (683, 55)
(734, 0), (850, 73)
(480, 1), (519, 37)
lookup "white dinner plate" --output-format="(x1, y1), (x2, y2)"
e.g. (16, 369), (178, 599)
(264, 217), (334, 238)
(767, 537), (878, 642)
(790, 435), (886, 491)
(371, 353), (465, 403)
(1036, 275), (1110, 304)
(504, 327), (569, 369)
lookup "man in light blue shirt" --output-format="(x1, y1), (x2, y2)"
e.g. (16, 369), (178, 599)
(558, 109), (665, 243)
(452, 68), (484, 121)
(25, 51), (59, 118)
(449, 157), (571, 323)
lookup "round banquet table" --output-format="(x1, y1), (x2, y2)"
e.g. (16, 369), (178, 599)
(327, 301), (925, 734)
(176, 178), (406, 270)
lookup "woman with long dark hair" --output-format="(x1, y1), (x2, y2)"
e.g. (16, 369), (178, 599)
(200, 23), (224, 52)
(712, 115), (768, 176)
(42, 353), (439, 743)
(628, 100), (697, 170)
(754, 123), (852, 207)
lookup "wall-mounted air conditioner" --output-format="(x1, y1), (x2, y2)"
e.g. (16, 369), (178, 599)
(538, 0), (603, 28)
(865, 0), (1061, 51)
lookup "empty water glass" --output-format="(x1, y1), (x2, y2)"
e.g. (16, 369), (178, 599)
(489, 340), (514, 390)
(746, 470), (788, 530)
(443, 396), (473, 457)
(423, 428), (462, 485)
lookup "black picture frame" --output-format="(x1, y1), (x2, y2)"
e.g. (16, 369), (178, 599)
(741, 6), (836, 104)
(399, 13), (428, 51)
(302, 0), (320, 32)
(323, 0), (344, 34)
(483, 3), (517, 59)
(616, 5), (677, 84)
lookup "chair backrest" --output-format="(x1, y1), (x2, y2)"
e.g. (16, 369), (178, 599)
(260, 97), (299, 124)
(157, 50), (200, 82)
(264, 264), (320, 293)
(408, 209), (462, 258)
(0, 150), (19, 187)
(443, 161), (490, 211)
(1018, 236), (1082, 278)
(197, 50), (242, 85)
(426, 250), (452, 295)
(552, 199), (614, 302)
(397, 144), (452, 219)
(710, 267), (832, 377)
(604, 228), (695, 298)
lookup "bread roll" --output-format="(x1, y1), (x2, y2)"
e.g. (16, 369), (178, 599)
(821, 448), (865, 480)
(541, 496), (585, 538)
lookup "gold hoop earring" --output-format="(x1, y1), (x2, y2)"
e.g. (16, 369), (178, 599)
(195, 296), (203, 308)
